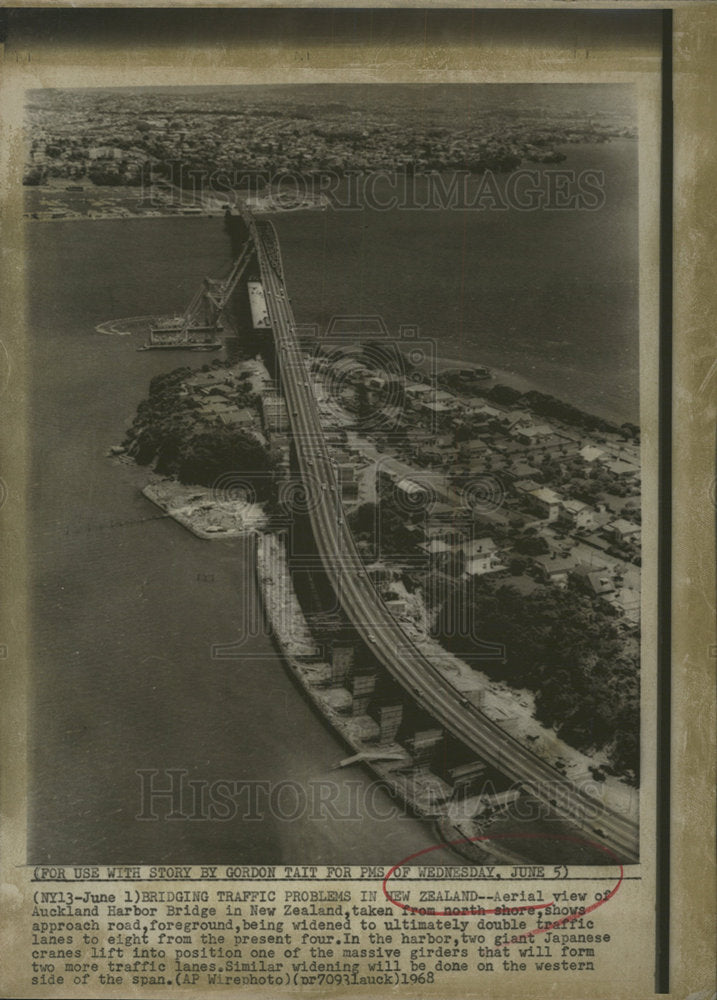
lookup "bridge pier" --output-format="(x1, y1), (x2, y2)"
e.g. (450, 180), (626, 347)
(447, 761), (488, 800)
(330, 639), (354, 687)
(375, 703), (403, 747)
(351, 673), (376, 716)
(407, 728), (444, 774)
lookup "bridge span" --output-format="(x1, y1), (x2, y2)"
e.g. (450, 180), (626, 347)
(240, 207), (639, 865)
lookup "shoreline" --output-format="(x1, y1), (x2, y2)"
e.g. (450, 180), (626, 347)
(426, 352), (636, 429)
(141, 477), (267, 539)
(30, 194), (639, 427)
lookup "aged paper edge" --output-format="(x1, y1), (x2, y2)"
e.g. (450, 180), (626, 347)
(0, 5), (714, 999)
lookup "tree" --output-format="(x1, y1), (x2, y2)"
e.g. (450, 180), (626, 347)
(508, 556), (528, 575)
(434, 578), (639, 778)
(453, 421), (473, 444)
(514, 534), (549, 556)
(124, 365), (276, 500)
(488, 384), (522, 407)
(349, 502), (377, 535)
(176, 427), (276, 498)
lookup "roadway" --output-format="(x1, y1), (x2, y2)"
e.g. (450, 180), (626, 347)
(245, 210), (639, 865)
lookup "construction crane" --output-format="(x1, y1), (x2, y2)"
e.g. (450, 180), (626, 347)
(139, 238), (256, 351)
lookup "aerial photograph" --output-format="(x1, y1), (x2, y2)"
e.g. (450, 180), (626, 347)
(25, 83), (641, 867)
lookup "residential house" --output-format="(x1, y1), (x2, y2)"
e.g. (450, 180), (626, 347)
(501, 409), (533, 430)
(376, 403), (404, 429)
(433, 389), (461, 410)
(579, 444), (606, 463)
(539, 437), (581, 459)
(338, 463), (359, 503)
(419, 538), (453, 556)
(457, 439), (488, 463)
(570, 564), (615, 597)
(603, 458), (639, 480)
(219, 408), (256, 429)
(463, 537), (503, 576)
(559, 498), (596, 532)
(605, 518), (641, 542)
(403, 382), (433, 406)
(532, 552), (580, 587)
(261, 394), (289, 434)
(513, 422), (555, 446)
(606, 585), (641, 625)
(505, 461), (542, 483)
(527, 486), (563, 522)
(191, 370), (232, 393)
(395, 477), (431, 505)
(355, 461), (378, 505)
(420, 444), (447, 465)
(427, 500), (457, 522)
(385, 598), (409, 618)
(434, 433), (454, 450)
(464, 400), (504, 421)
(424, 523), (469, 545)
(420, 400), (454, 420)
(511, 478), (543, 498)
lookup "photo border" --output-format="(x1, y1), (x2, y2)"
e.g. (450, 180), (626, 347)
(0, 6), (714, 1000)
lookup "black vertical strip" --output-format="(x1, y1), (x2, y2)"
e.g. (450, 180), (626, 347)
(656, 7), (673, 996)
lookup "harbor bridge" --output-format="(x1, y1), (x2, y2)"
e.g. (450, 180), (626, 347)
(193, 206), (641, 865)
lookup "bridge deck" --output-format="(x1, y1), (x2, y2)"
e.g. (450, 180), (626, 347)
(240, 206), (639, 864)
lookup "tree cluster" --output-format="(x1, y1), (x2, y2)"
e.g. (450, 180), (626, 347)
(436, 578), (640, 784)
(123, 366), (276, 499)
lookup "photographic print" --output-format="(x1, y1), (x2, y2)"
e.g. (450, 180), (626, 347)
(5, 6), (717, 999)
(25, 81), (644, 868)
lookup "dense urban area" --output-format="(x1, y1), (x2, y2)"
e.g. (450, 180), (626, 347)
(24, 86), (636, 218)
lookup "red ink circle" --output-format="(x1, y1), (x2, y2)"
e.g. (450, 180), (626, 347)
(382, 832), (623, 945)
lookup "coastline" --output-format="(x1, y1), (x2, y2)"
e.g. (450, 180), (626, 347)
(141, 477), (266, 539)
(425, 352), (636, 429)
(29, 195), (639, 426)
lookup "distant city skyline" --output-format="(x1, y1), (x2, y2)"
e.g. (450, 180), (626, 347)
(25, 82), (636, 195)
